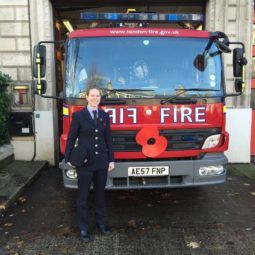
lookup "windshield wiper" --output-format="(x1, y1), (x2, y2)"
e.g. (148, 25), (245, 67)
(100, 98), (127, 105)
(101, 89), (155, 99)
(160, 88), (221, 105)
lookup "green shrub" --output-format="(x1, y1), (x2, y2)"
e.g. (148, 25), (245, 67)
(0, 71), (11, 146)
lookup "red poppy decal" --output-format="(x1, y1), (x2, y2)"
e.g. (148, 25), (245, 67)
(136, 126), (167, 158)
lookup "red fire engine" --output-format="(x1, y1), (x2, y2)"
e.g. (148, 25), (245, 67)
(32, 13), (247, 189)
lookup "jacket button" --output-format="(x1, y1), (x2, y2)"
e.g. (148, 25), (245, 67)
(95, 137), (98, 140)
(95, 144), (98, 147)
(95, 129), (98, 132)
(95, 151), (98, 155)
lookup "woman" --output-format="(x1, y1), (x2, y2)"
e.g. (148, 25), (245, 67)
(65, 87), (114, 242)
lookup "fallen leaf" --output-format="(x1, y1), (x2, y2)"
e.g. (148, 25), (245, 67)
(161, 193), (172, 198)
(150, 191), (161, 194)
(127, 196), (139, 201)
(228, 193), (239, 196)
(16, 241), (24, 248)
(227, 177), (233, 180)
(187, 241), (200, 249)
(0, 203), (6, 210)
(155, 224), (161, 229)
(128, 219), (137, 228)
(9, 214), (14, 217)
(20, 230), (28, 235)
(249, 192), (255, 196)
(21, 209), (26, 213)
(244, 183), (251, 186)
(57, 226), (71, 236)
(4, 223), (13, 227)
(57, 244), (70, 254)
(215, 223), (224, 229)
(18, 197), (26, 203)
(236, 229), (246, 240)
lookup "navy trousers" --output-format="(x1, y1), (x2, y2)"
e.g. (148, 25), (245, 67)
(76, 169), (108, 231)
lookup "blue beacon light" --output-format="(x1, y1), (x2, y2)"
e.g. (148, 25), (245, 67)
(80, 12), (203, 22)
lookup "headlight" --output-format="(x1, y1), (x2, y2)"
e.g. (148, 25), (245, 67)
(202, 134), (221, 149)
(66, 169), (77, 179)
(199, 165), (225, 176)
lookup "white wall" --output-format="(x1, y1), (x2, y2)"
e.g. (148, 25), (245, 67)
(29, 0), (59, 164)
(206, 0), (253, 162)
(225, 108), (252, 162)
(34, 111), (55, 163)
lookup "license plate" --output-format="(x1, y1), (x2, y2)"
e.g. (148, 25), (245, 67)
(128, 166), (169, 176)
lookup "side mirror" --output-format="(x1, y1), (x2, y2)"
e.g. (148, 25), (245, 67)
(33, 45), (46, 78)
(193, 53), (208, 72)
(33, 79), (47, 95)
(233, 48), (247, 77)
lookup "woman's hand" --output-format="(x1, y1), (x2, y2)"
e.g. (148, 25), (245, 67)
(108, 162), (115, 172)
(67, 161), (75, 169)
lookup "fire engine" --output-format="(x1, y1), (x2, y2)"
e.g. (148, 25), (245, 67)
(32, 12), (247, 189)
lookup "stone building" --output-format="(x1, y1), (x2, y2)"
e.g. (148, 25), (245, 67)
(0, 0), (253, 164)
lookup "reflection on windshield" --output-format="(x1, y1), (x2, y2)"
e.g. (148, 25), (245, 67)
(66, 37), (223, 98)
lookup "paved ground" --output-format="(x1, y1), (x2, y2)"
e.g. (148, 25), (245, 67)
(0, 161), (48, 212)
(0, 165), (255, 255)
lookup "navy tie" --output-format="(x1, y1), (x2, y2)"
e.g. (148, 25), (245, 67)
(93, 110), (98, 125)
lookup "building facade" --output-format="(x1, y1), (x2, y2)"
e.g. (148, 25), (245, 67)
(0, 0), (253, 164)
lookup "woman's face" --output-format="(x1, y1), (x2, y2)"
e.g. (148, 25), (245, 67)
(86, 88), (101, 108)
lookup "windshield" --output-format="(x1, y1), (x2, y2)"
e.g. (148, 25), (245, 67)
(65, 36), (223, 98)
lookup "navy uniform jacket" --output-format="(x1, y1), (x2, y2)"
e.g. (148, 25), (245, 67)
(65, 107), (114, 171)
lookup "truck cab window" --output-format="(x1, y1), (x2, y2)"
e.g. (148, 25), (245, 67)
(65, 37), (223, 98)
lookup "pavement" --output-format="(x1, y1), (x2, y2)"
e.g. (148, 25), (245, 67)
(0, 151), (48, 213)
(1, 164), (255, 254)
(0, 144), (14, 169)
(228, 163), (255, 181)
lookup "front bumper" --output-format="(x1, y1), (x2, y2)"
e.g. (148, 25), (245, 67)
(61, 153), (228, 189)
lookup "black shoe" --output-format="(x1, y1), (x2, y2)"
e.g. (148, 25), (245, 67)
(96, 224), (111, 236)
(80, 230), (90, 242)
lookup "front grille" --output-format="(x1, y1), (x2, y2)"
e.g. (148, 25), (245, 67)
(129, 176), (168, 186)
(112, 176), (183, 187)
(112, 128), (221, 152)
